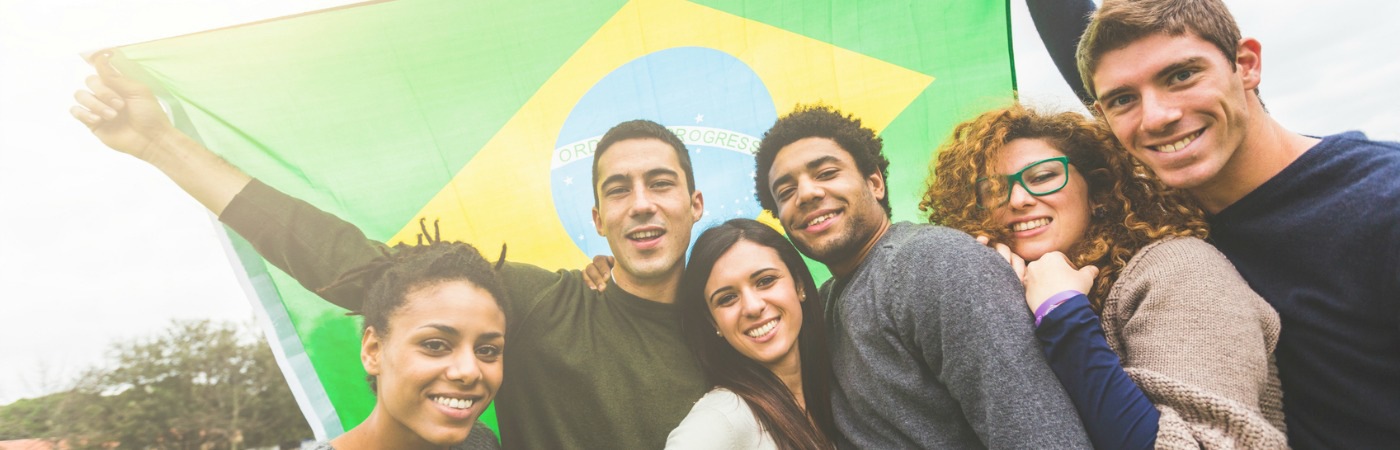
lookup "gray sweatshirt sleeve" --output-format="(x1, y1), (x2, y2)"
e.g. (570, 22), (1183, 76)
(894, 229), (1091, 449)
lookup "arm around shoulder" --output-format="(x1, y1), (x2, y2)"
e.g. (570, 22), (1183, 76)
(1109, 237), (1280, 397)
(1108, 237), (1287, 446)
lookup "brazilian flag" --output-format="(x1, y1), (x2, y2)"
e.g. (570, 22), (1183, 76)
(110, 0), (1017, 438)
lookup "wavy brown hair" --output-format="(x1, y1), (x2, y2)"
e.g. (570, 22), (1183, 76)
(919, 104), (1208, 310)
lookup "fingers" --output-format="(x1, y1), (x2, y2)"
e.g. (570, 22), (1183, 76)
(990, 243), (1026, 281)
(85, 74), (124, 110)
(993, 243), (1014, 264)
(74, 51), (136, 132)
(1027, 252), (1084, 276)
(73, 89), (117, 120)
(583, 255), (614, 292)
(1024, 252), (1098, 295)
(1010, 251), (1027, 280)
(583, 265), (603, 291)
(1022, 253), (1095, 309)
(90, 51), (150, 97)
(1040, 251), (1072, 265)
(91, 51), (122, 80)
(70, 105), (103, 128)
(975, 235), (990, 246)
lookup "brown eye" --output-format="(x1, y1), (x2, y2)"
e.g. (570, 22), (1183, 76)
(475, 345), (502, 361)
(775, 185), (795, 202)
(421, 339), (451, 353)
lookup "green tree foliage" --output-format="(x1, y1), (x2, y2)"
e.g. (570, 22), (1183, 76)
(0, 390), (102, 441)
(0, 320), (312, 449)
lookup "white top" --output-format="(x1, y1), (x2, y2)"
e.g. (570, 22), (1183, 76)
(665, 388), (778, 450)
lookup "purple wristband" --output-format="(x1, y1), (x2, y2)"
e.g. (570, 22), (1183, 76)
(1033, 290), (1082, 327)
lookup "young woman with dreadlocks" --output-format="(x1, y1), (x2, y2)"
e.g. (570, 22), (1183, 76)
(921, 104), (1286, 449)
(309, 220), (508, 450)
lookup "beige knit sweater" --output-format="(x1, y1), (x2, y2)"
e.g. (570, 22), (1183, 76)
(1101, 237), (1288, 449)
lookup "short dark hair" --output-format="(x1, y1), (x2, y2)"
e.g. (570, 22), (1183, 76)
(754, 105), (890, 216)
(591, 119), (696, 205)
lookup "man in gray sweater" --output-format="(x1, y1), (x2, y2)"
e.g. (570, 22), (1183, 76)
(754, 105), (1091, 449)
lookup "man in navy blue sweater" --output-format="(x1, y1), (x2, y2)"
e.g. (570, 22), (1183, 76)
(1030, 0), (1399, 447)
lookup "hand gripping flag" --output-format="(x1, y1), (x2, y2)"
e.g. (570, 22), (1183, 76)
(109, 0), (1018, 439)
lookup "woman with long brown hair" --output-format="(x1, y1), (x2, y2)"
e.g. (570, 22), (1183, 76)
(584, 218), (836, 448)
(921, 104), (1286, 449)
(662, 218), (836, 449)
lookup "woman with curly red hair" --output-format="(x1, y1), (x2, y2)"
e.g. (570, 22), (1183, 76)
(921, 104), (1286, 449)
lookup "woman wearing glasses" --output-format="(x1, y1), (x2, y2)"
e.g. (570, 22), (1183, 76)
(920, 105), (1287, 449)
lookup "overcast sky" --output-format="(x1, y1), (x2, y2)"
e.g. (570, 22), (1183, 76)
(2, 0), (1396, 405)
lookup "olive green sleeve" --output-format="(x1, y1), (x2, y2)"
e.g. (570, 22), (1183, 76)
(218, 179), (388, 311)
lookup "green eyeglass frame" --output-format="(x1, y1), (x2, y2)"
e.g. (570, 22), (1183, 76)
(974, 156), (1071, 208)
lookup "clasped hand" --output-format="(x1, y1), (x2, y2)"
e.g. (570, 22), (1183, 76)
(974, 235), (1098, 311)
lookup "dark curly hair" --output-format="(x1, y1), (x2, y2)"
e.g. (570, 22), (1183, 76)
(754, 105), (890, 216)
(322, 219), (509, 392)
(920, 104), (1208, 309)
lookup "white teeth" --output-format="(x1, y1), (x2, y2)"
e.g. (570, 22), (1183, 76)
(1152, 131), (1201, 153)
(806, 213), (836, 228)
(629, 230), (662, 240)
(745, 319), (778, 338)
(432, 396), (473, 410)
(1012, 218), (1050, 232)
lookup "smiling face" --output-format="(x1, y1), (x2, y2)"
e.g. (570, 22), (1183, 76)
(1092, 32), (1261, 193)
(704, 239), (804, 372)
(592, 138), (704, 285)
(766, 137), (887, 267)
(989, 139), (1093, 262)
(363, 280), (506, 447)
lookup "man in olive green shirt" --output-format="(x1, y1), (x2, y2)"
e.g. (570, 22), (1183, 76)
(72, 53), (709, 449)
